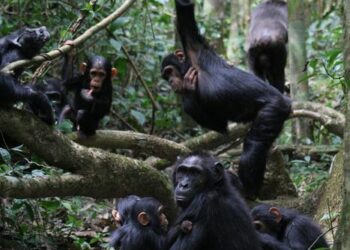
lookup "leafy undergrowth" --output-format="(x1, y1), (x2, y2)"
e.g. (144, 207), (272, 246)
(0, 196), (114, 250)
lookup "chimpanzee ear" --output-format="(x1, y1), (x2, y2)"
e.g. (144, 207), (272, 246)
(175, 49), (185, 62)
(137, 212), (150, 226)
(79, 62), (87, 74)
(112, 209), (122, 223)
(111, 67), (118, 77)
(269, 207), (282, 223)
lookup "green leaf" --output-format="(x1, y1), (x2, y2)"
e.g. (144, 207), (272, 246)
(131, 110), (146, 126)
(0, 148), (11, 164)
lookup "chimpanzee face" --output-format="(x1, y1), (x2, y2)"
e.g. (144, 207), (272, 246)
(89, 66), (107, 92)
(251, 205), (282, 238)
(174, 156), (206, 208)
(158, 205), (169, 231)
(17, 27), (50, 49)
(162, 65), (184, 93)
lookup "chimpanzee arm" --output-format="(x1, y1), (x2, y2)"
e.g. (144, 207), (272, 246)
(258, 233), (291, 250)
(60, 53), (81, 90)
(61, 52), (75, 81)
(283, 218), (329, 250)
(109, 227), (127, 248)
(175, 0), (206, 54)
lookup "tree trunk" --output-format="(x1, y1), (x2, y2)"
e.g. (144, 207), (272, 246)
(203, 0), (226, 55)
(288, 1), (312, 143)
(227, 0), (240, 63)
(334, 0), (350, 248)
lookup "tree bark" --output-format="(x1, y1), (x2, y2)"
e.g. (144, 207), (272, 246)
(203, 0), (226, 55)
(334, 0), (350, 247)
(227, 0), (242, 64)
(0, 107), (176, 215)
(288, 1), (312, 143)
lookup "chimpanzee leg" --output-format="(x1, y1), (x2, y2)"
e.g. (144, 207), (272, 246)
(248, 50), (267, 82)
(0, 74), (54, 125)
(267, 46), (287, 93)
(238, 96), (290, 199)
(76, 110), (99, 137)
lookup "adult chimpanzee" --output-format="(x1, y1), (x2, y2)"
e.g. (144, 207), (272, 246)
(112, 195), (140, 227)
(161, 0), (291, 199)
(251, 204), (329, 250)
(168, 151), (261, 250)
(247, 0), (288, 93)
(0, 27), (54, 125)
(110, 197), (168, 250)
(59, 55), (117, 137)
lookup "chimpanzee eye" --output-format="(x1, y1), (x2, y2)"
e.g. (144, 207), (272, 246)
(253, 221), (266, 232)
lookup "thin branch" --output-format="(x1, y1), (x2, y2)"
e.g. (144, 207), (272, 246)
(121, 45), (161, 111)
(1, 0), (137, 74)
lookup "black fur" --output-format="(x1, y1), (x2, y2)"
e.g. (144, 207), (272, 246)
(161, 0), (291, 198)
(248, 0), (288, 93)
(0, 27), (54, 125)
(59, 55), (113, 136)
(110, 197), (166, 250)
(252, 204), (329, 250)
(168, 152), (261, 250)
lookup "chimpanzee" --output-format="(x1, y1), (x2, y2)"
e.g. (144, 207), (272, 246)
(251, 204), (329, 250)
(161, 0), (291, 199)
(0, 27), (54, 125)
(247, 0), (288, 93)
(110, 197), (168, 250)
(29, 78), (67, 121)
(168, 151), (261, 250)
(59, 55), (117, 137)
(112, 195), (140, 227)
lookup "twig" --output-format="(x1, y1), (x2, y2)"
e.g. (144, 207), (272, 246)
(1, 0), (137, 75)
(110, 109), (138, 132)
(307, 226), (336, 250)
(121, 46), (161, 111)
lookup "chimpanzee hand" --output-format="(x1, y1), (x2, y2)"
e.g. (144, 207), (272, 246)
(180, 220), (193, 233)
(80, 89), (94, 102)
(29, 89), (54, 125)
(183, 67), (198, 92)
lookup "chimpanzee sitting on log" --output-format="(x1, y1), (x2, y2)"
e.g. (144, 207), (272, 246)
(59, 55), (117, 137)
(167, 152), (261, 250)
(247, 0), (288, 93)
(0, 26), (54, 125)
(161, 0), (291, 199)
(252, 204), (329, 250)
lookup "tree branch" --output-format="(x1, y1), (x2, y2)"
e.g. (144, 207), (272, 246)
(0, 107), (175, 214)
(0, 0), (137, 74)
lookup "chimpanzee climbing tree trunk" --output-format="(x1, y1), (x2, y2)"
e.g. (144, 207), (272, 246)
(288, 0), (312, 143)
(334, 0), (350, 248)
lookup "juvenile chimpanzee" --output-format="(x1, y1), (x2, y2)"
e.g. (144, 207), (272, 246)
(247, 0), (288, 93)
(251, 204), (329, 250)
(0, 27), (54, 125)
(161, 0), (291, 199)
(112, 195), (140, 227)
(168, 151), (261, 250)
(110, 197), (168, 250)
(59, 55), (117, 137)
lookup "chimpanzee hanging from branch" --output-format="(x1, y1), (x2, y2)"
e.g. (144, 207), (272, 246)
(161, 0), (291, 199)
